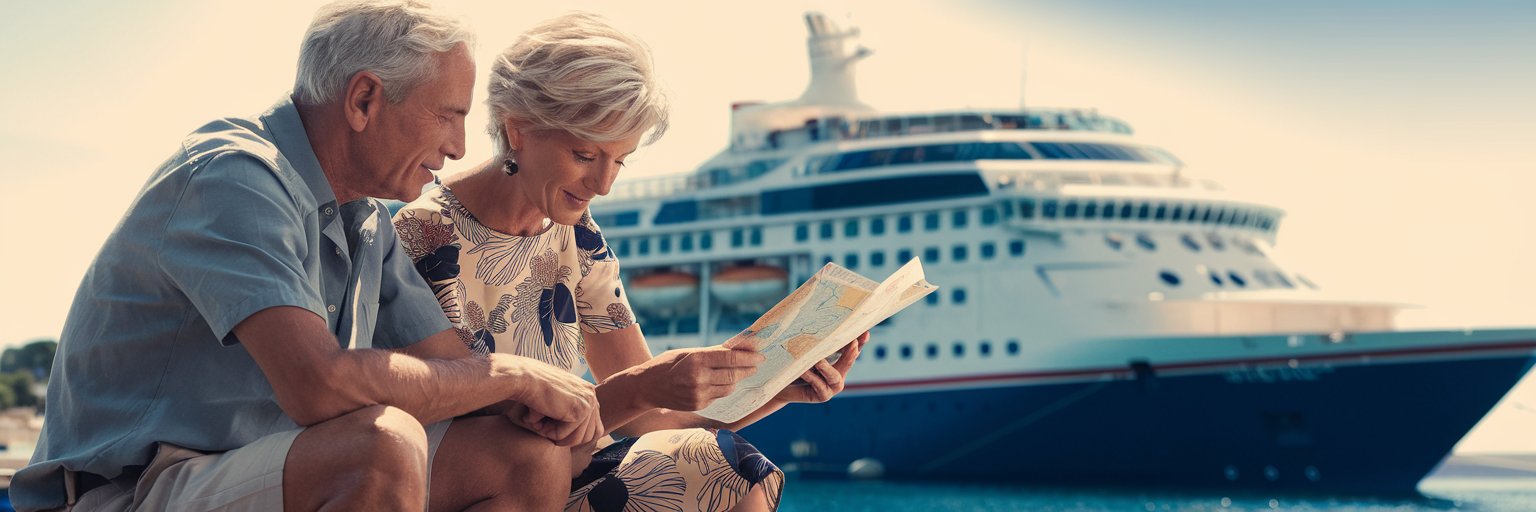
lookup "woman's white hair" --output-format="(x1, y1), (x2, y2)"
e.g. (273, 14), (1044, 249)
(486, 12), (670, 158)
(293, 0), (475, 106)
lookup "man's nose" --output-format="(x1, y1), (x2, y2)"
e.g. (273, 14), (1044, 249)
(443, 118), (466, 161)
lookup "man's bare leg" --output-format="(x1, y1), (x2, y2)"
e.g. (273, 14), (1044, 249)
(283, 405), (431, 510)
(428, 416), (572, 511)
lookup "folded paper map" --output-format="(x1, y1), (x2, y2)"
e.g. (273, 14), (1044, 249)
(697, 258), (939, 422)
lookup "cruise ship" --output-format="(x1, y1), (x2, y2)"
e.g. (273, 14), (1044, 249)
(589, 13), (1536, 493)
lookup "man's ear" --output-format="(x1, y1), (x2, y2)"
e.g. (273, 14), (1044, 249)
(343, 71), (386, 133)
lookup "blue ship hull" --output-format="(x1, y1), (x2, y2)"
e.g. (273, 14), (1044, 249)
(740, 351), (1536, 494)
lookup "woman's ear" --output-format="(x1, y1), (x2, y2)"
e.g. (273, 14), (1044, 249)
(504, 117), (524, 152)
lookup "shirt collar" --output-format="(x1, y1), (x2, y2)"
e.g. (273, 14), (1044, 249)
(261, 94), (338, 210)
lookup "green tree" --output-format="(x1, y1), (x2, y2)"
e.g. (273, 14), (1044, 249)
(2, 338), (57, 378)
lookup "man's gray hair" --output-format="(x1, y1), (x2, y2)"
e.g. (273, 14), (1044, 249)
(486, 12), (669, 158)
(294, 0), (475, 106)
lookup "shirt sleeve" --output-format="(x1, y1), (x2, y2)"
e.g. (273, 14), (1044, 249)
(370, 207), (454, 349)
(158, 152), (325, 344)
(574, 218), (636, 334)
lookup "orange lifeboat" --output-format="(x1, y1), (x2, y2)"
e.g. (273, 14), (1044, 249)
(711, 265), (789, 309)
(627, 272), (699, 315)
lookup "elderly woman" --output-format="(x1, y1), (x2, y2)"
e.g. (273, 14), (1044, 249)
(394, 13), (867, 512)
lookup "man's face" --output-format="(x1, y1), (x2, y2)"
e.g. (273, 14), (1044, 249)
(354, 43), (474, 202)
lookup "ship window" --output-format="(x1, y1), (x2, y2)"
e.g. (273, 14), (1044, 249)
(1230, 210), (1246, 226)
(1252, 269), (1273, 287)
(1209, 271), (1224, 287)
(1206, 233), (1226, 251)
(952, 288), (967, 304)
(823, 255), (835, 265)
(900, 344), (912, 360)
(952, 245), (968, 262)
(760, 174), (989, 215)
(700, 232), (713, 250)
(1214, 209), (1228, 224)
(952, 209), (968, 228)
(1297, 274), (1318, 289)
(1009, 240), (1026, 257)
(795, 223), (809, 242)
(637, 238), (650, 256)
(1105, 233), (1124, 251)
(845, 219), (860, 238)
(870, 251), (886, 267)
(658, 236), (672, 254)
(926, 343), (939, 359)
(1228, 271), (1248, 287)
(1159, 270), (1181, 287)
(980, 242), (997, 259)
(592, 210), (640, 228)
(731, 229), (744, 248)
(1102, 200), (1117, 219)
(952, 341), (965, 358)
(820, 221), (834, 240)
(898, 248), (913, 263)
(1000, 201), (1015, 219)
(680, 233), (694, 252)
(1137, 203), (1151, 220)
(981, 206), (998, 226)
(1020, 199), (1036, 219)
(1063, 201), (1079, 219)
(979, 340), (992, 357)
(654, 200), (699, 225)
(925, 212), (941, 231)
(898, 214), (913, 233)
(924, 247), (941, 263)
(1180, 233), (1201, 252)
(1154, 203), (1168, 221)
(926, 293), (940, 306)
(845, 253), (859, 269)
(1186, 205), (1201, 222)
(1120, 203), (1135, 219)
(1083, 201), (1098, 219)
(1043, 200), (1059, 219)
(1006, 339), (1020, 356)
(1136, 233), (1157, 251)
(1171, 204), (1184, 221)
(871, 217), (887, 236)
(1274, 272), (1295, 288)
(616, 239), (631, 258)
(750, 227), (762, 246)
(874, 345), (888, 361)
(1204, 208), (1217, 223)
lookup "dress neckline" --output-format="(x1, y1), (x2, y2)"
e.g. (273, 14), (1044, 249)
(439, 184), (556, 238)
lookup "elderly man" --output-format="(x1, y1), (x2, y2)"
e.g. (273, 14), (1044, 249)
(10, 1), (602, 510)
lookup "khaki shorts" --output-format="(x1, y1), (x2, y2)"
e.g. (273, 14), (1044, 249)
(71, 421), (452, 511)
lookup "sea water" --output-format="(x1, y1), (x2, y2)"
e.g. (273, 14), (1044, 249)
(777, 478), (1536, 511)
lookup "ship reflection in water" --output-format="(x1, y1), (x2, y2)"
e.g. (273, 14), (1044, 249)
(587, 11), (1536, 495)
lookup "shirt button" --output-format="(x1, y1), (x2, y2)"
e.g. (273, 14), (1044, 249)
(327, 304), (337, 313)
(334, 247), (343, 256)
(323, 206), (335, 216)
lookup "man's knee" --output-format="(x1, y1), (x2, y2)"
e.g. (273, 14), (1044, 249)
(346, 405), (429, 467)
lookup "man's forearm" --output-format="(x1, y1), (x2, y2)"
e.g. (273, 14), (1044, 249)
(324, 349), (528, 425)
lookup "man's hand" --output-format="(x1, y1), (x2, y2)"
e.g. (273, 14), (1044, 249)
(633, 346), (765, 411)
(503, 357), (603, 447)
(775, 331), (869, 404)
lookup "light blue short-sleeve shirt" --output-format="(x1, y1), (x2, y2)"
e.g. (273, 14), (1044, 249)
(9, 97), (451, 511)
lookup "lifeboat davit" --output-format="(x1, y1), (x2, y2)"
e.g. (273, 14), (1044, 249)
(627, 272), (699, 314)
(711, 265), (789, 309)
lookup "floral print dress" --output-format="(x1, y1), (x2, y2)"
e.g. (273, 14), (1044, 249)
(395, 185), (784, 511)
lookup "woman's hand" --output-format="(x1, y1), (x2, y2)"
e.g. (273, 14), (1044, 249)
(775, 331), (869, 404)
(500, 356), (604, 447)
(633, 346), (765, 412)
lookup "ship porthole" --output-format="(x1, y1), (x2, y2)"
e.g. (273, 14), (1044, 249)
(1158, 270), (1181, 287)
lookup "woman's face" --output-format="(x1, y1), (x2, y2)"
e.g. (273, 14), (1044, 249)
(508, 125), (641, 225)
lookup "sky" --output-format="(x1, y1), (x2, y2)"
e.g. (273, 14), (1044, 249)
(1, 1), (1533, 451)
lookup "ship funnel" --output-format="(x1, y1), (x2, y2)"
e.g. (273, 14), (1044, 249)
(797, 12), (872, 109)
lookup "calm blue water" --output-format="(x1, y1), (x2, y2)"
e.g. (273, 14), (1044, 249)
(778, 478), (1536, 511)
